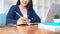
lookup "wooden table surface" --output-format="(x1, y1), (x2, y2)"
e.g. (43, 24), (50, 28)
(0, 25), (60, 34)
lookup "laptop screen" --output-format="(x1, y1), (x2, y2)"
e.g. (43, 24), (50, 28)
(45, 3), (60, 22)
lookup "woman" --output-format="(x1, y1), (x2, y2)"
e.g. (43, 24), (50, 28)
(6, 0), (41, 25)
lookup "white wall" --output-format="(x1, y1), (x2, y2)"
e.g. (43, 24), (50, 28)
(4, 0), (17, 14)
(0, 0), (4, 13)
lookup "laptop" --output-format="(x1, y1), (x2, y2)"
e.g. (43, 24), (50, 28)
(45, 3), (60, 22)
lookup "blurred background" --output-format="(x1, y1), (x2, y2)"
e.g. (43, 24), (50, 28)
(0, 0), (3, 13)
(0, 0), (60, 22)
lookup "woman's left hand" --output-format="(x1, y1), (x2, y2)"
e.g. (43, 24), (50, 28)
(25, 19), (31, 23)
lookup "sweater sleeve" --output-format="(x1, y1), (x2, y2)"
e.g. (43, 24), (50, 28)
(6, 5), (17, 24)
(30, 8), (41, 23)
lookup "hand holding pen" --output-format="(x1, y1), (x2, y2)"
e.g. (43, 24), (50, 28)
(17, 17), (30, 24)
(15, 11), (31, 25)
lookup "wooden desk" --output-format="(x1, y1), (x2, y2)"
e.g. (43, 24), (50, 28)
(0, 25), (38, 34)
(0, 25), (60, 34)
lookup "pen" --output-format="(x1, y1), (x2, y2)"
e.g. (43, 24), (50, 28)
(15, 11), (22, 17)
(15, 11), (31, 26)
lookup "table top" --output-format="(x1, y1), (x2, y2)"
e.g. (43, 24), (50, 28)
(0, 24), (60, 34)
(0, 25), (38, 34)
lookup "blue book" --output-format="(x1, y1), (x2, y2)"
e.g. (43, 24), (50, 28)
(44, 22), (60, 26)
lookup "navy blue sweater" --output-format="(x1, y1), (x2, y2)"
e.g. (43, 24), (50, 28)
(6, 5), (41, 24)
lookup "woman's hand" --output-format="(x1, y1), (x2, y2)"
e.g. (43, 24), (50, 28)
(17, 17), (31, 24)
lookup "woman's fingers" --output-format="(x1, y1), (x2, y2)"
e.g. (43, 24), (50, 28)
(17, 17), (31, 24)
(25, 19), (31, 23)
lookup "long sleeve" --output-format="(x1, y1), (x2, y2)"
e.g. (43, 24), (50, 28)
(6, 5), (17, 24)
(31, 8), (41, 23)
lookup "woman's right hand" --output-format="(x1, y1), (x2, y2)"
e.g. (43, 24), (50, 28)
(17, 17), (30, 24)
